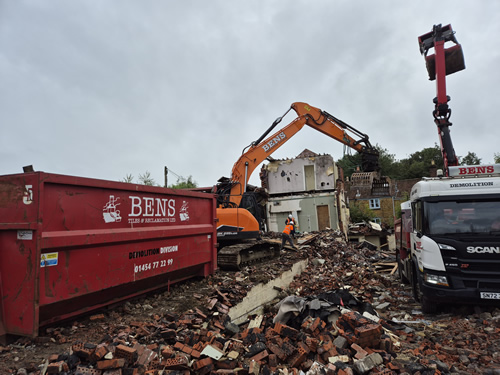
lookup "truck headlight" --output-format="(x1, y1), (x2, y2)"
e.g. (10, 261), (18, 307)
(424, 273), (449, 286)
(438, 243), (456, 251)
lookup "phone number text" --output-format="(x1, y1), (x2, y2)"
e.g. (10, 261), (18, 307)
(134, 259), (173, 273)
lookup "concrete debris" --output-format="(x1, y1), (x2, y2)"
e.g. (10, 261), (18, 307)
(2, 230), (500, 374)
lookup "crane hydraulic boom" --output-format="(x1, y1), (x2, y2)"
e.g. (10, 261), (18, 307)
(418, 24), (465, 176)
(225, 102), (380, 207)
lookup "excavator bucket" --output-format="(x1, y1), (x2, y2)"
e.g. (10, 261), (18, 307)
(361, 151), (380, 173)
(424, 44), (465, 81)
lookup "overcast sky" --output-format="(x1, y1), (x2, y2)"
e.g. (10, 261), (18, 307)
(1, 1), (499, 188)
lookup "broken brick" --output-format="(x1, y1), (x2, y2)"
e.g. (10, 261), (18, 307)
(288, 346), (307, 368)
(274, 322), (299, 339)
(96, 358), (126, 370)
(114, 344), (137, 364)
(162, 355), (189, 370)
(249, 360), (260, 375)
(351, 343), (368, 359)
(250, 349), (269, 363)
(267, 343), (287, 361)
(268, 353), (278, 369)
(72, 342), (95, 360)
(192, 357), (213, 371)
(46, 361), (68, 374)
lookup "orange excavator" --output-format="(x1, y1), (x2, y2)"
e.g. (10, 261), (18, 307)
(215, 102), (380, 269)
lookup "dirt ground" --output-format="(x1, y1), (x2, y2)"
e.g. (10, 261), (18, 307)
(1, 232), (500, 374)
(0, 276), (219, 373)
(0, 239), (298, 374)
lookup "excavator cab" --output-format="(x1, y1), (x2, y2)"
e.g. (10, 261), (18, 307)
(418, 24), (465, 81)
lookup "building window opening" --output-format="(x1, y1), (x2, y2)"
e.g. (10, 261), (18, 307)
(369, 198), (380, 209)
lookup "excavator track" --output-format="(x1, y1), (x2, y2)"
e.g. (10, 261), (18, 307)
(217, 240), (280, 270)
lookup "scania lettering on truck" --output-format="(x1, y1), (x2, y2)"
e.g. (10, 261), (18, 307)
(396, 165), (500, 312)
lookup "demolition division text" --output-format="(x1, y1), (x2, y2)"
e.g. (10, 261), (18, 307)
(129, 246), (179, 259)
(129, 248), (160, 259)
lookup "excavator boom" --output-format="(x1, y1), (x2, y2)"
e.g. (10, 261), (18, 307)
(227, 102), (379, 206)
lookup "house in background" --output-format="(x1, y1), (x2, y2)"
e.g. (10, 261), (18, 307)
(346, 171), (397, 227)
(345, 166), (434, 228)
(260, 149), (349, 237)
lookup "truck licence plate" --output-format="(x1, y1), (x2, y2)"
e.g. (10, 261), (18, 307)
(480, 292), (500, 300)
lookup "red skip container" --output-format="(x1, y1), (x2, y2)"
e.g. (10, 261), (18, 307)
(0, 172), (217, 338)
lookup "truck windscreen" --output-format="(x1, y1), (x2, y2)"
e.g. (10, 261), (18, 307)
(424, 200), (500, 235)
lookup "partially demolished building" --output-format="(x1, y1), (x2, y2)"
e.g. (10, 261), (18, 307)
(259, 150), (349, 236)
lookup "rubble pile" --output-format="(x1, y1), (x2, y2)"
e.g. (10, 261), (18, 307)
(1, 231), (500, 374)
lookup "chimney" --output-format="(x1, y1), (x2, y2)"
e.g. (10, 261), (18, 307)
(429, 160), (437, 177)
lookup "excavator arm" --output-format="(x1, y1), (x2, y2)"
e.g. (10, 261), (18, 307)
(226, 102), (380, 206)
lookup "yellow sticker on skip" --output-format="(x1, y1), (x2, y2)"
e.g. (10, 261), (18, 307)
(40, 252), (58, 267)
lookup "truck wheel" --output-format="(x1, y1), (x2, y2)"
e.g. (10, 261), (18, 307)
(420, 296), (437, 314)
(396, 253), (409, 284)
(412, 266), (438, 314)
(409, 264), (420, 302)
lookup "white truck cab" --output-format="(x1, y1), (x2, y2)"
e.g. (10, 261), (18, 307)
(396, 165), (500, 312)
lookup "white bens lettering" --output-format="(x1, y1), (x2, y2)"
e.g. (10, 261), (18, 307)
(261, 132), (287, 153)
(144, 197), (154, 216)
(130, 196), (142, 217)
(168, 199), (176, 217)
(129, 196), (176, 218)
(156, 198), (168, 217)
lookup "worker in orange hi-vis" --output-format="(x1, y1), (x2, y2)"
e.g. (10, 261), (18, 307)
(285, 214), (296, 239)
(281, 221), (298, 251)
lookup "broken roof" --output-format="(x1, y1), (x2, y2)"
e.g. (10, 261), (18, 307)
(296, 149), (319, 158)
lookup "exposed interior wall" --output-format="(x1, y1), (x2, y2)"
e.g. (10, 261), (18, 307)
(263, 153), (348, 234)
(267, 194), (339, 233)
(348, 234), (390, 250)
(266, 155), (336, 194)
(335, 165), (349, 237)
(267, 198), (301, 232)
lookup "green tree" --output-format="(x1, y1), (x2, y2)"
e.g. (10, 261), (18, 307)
(338, 144), (451, 180)
(376, 145), (397, 178)
(121, 171), (198, 188)
(121, 174), (134, 183)
(349, 201), (376, 223)
(168, 176), (198, 189)
(337, 144), (397, 179)
(494, 153), (500, 164)
(138, 171), (156, 186)
(121, 172), (157, 185)
(460, 152), (481, 165)
(394, 145), (443, 179)
(336, 153), (361, 179)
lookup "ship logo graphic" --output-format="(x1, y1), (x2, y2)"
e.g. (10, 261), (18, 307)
(180, 201), (190, 222)
(103, 195), (122, 223)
